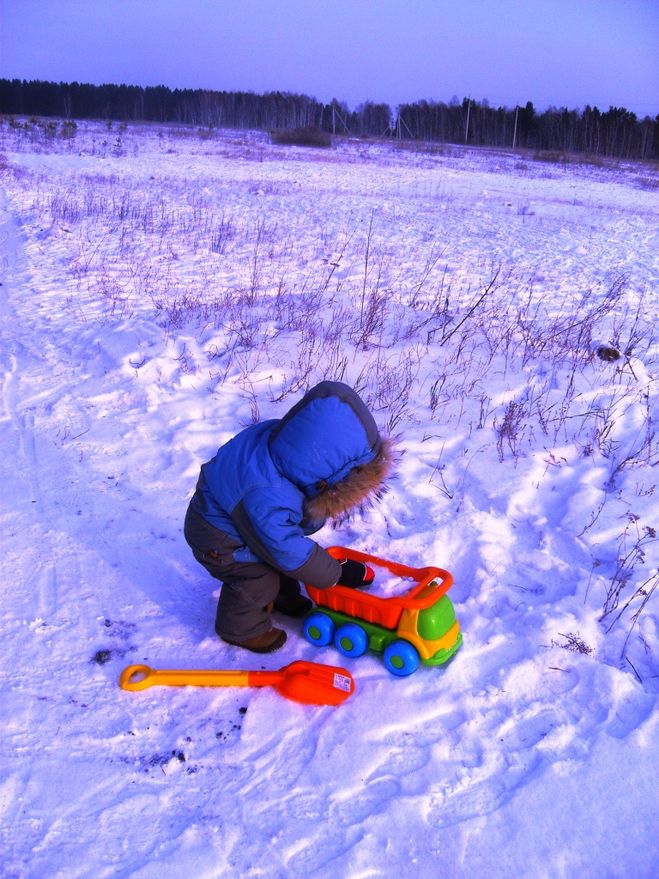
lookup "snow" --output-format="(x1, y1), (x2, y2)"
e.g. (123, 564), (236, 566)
(1, 119), (657, 878)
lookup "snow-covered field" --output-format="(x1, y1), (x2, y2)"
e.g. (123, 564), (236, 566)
(1, 119), (657, 878)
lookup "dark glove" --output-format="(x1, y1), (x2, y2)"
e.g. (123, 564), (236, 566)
(336, 559), (375, 589)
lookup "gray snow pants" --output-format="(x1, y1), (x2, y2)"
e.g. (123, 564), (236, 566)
(184, 505), (297, 642)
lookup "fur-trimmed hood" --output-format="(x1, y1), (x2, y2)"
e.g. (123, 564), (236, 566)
(304, 436), (393, 521)
(268, 381), (393, 521)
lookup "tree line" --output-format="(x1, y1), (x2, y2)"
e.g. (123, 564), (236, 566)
(398, 98), (657, 160)
(1, 78), (656, 160)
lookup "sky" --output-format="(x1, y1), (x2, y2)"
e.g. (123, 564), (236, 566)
(1, 0), (658, 116)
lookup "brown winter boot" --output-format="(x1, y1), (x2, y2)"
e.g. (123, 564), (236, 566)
(222, 627), (287, 654)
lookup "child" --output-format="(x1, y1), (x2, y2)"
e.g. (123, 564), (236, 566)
(184, 381), (393, 653)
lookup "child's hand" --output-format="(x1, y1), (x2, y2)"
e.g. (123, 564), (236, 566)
(336, 559), (375, 589)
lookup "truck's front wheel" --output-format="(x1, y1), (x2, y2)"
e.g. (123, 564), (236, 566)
(383, 640), (420, 676)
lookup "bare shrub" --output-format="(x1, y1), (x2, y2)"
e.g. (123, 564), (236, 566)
(270, 127), (332, 148)
(210, 214), (235, 254)
(495, 399), (529, 463)
(601, 515), (657, 626)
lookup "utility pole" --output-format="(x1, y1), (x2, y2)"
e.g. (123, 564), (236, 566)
(331, 104), (350, 135)
(512, 105), (519, 150)
(396, 114), (414, 139)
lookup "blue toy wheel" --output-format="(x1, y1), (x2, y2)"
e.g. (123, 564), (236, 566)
(383, 640), (420, 676)
(334, 622), (369, 658)
(303, 612), (335, 647)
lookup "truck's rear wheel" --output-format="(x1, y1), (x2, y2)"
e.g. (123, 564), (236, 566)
(334, 622), (369, 658)
(303, 612), (335, 647)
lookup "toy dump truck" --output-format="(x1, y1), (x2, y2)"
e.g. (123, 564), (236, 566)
(303, 546), (462, 676)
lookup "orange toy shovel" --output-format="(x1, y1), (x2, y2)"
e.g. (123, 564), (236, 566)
(119, 660), (355, 706)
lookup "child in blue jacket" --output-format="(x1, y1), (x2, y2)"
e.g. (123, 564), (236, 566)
(184, 381), (392, 652)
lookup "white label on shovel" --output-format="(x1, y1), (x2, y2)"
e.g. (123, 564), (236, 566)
(333, 673), (352, 692)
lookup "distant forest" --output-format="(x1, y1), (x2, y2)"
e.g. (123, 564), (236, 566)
(1, 78), (657, 160)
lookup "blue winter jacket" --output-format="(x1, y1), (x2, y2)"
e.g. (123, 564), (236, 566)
(190, 382), (386, 587)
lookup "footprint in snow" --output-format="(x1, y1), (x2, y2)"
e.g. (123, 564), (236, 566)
(363, 732), (431, 782)
(329, 776), (400, 826)
(284, 824), (363, 877)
